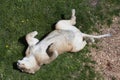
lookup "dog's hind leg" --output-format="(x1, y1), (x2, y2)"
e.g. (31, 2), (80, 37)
(71, 41), (87, 52)
(55, 9), (78, 31)
(70, 9), (76, 25)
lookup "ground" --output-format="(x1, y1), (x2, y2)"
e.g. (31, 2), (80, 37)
(90, 17), (120, 80)
(0, 0), (119, 80)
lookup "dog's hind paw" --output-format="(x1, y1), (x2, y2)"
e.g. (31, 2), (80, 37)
(72, 9), (75, 16)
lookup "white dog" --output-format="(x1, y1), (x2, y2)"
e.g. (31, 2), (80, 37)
(17, 9), (111, 74)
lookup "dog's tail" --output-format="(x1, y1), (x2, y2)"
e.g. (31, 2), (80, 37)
(82, 33), (111, 39)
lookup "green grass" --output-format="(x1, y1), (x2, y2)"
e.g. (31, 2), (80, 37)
(0, 0), (119, 80)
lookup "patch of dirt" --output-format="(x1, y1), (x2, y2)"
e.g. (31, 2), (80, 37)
(90, 17), (120, 80)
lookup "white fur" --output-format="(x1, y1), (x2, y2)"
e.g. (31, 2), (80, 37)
(17, 9), (111, 74)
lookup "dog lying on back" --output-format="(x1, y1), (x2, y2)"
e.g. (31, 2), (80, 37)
(17, 9), (111, 74)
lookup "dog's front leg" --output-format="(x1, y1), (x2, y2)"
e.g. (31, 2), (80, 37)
(44, 50), (59, 64)
(26, 31), (39, 46)
(25, 47), (30, 56)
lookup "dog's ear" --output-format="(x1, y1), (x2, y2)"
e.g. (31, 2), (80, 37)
(26, 31), (39, 46)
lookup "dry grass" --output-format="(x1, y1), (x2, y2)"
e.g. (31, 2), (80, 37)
(90, 17), (120, 80)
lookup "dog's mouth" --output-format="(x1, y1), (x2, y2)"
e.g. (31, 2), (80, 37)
(17, 63), (25, 72)
(17, 62), (35, 74)
(17, 62), (26, 72)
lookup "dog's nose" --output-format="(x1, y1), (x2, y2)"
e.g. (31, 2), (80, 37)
(17, 62), (20, 66)
(17, 60), (21, 66)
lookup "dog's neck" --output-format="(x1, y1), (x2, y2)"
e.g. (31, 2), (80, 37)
(21, 55), (37, 69)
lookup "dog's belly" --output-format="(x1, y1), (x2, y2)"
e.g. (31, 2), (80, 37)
(44, 30), (75, 54)
(49, 40), (73, 54)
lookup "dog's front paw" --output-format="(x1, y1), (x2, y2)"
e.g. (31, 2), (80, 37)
(26, 31), (39, 46)
(32, 31), (38, 36)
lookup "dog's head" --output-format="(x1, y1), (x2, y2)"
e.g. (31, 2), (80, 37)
(17, 31), (50, 74)
(17, 31), (41, 74)
(17, 56), (40, 74)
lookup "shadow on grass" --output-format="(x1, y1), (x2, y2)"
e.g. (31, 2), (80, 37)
(11, 36), (28, 72)
(13, 62), (19, 70)
(18, 35), (28, 57)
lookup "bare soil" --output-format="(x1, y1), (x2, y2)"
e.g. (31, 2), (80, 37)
(90, 17), (120, 80)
